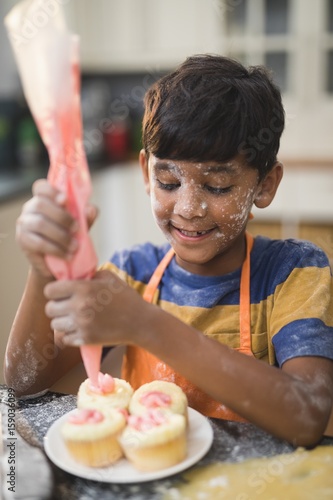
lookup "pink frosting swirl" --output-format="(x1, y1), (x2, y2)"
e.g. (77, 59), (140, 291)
(139, 391), (172, 408)
(117, 408), (129, 420)
(127, 410), (168, 431)
(88, 372), (115, 394)
(68, 409), (104, 425)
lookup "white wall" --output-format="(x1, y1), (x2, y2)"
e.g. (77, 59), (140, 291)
(0, 194), (30, 384)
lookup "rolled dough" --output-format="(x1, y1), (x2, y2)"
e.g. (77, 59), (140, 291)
(165, 445), (333, 499)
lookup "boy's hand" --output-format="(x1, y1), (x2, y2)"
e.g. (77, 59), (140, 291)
(44, 270), (146, 346)
(16, 179), (98, 278)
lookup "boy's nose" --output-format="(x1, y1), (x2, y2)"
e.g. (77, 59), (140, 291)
(173, 186), (207, 219)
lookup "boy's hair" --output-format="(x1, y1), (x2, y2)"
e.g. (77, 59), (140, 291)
(142, 54), (285, 180)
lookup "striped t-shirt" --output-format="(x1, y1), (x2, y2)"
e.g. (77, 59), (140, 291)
(101, 236), (333, 367)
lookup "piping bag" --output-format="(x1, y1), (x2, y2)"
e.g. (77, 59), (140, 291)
(5, 0), (102, 388)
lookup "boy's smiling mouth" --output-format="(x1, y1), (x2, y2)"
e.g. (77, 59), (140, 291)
(171, 224), (216, 239)
(180, 229), (212, 236)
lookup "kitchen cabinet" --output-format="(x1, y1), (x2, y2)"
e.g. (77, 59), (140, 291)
(64, 0), (221, 72)
(251, 164), (333, 223)
(248, 220), (333, 268)
(250, 164), (333, 267)
(90, 162), (165, 265)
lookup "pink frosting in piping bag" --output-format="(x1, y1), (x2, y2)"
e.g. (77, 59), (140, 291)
(4, 1), (102, 388)
(45, 43), (102, 388)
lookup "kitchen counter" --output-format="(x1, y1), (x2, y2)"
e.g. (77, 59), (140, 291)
(1, 385), (333, 499)
(0, 169), (45, 204)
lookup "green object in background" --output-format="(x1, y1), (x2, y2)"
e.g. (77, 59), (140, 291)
(17, 116), (39, 145)
(17, 116), (41, 168)
(0, 117), (10, 139)
(0, 114), (12, 169)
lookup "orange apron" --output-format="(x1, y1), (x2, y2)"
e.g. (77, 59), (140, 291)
(122, 232), (254, 421)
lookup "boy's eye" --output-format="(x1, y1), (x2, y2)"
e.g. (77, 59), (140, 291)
(156, 179), (233, 194)
(205, 185), (233, 195)
(157, 180), (180, 191)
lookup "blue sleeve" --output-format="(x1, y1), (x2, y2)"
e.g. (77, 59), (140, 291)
(270, 240), (333, 366)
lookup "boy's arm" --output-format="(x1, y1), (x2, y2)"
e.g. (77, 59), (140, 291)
(4, 268), (81, 397)
(138, 304), (333, 446)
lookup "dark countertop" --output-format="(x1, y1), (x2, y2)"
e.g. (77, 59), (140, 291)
(1, 385), (332, 499)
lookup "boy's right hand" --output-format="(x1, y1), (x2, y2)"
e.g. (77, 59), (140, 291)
(16, 179), (97, 279)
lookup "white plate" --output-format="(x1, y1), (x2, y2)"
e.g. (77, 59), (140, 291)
(44, 407), (213, 483)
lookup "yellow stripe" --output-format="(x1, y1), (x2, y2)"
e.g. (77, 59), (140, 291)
(98, 261), (153, 298)
(160, 300), (271, 362)
(269, 266), (333, 333)
(98, 262), (332, 366)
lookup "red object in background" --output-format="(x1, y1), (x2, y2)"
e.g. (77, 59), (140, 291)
(104, 121), (130, 162)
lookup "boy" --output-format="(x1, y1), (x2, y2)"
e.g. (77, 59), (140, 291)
(4, 55), (333, 447)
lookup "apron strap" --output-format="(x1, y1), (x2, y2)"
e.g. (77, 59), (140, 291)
(142, 247), (175, 302)
(237, 232), (254, 356)
(142, 233), (254, 355)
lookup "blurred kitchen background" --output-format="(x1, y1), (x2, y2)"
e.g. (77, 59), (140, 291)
(0, 0), (332, 384)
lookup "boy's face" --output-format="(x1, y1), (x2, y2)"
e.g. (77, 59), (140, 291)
(141, 153), (266, 276)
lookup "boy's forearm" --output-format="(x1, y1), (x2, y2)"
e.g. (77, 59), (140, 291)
(4, 269), (79, 396)
(137, 304), (331, 446)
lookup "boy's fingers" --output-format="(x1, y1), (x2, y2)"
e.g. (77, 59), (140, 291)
(85, 204), (99, 229)
(22, 193), (76, 232)
(17, 211), (78, 254)
(44, 280), (74, 300)
(62, 332), (84, 346)
(50, 317), (77, 335)
(31, 180), (95, 232)
(45, 298), (70, 318)
(32, 179), (69, 210)
(32, 179), (63, 201)
(18, 229), (76, 261)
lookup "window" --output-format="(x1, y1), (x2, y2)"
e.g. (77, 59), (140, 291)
(221, 0), (291, 93)
(220, 0), (333, 98)
(328, 0), (333, 33)
(264, 0), (289, 34)
(264, 52), (288, 92)
(326, 0), (333, 93)
(328, 50), (333, 93)
(225, 0), (247, 36)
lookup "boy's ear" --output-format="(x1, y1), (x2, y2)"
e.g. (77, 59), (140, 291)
(139, 149), (150, 195)
(254, 162), (283, 209)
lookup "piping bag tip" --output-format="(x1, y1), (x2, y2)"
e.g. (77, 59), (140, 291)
(80, 345), (102, 388)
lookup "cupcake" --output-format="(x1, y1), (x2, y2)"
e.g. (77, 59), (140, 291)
(129, 380), (188, 421)
(77, 372), (133, 412)
(61, 408), (126, 467)
(119, 409), (187, 472)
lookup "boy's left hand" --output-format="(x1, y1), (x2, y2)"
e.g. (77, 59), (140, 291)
(44, 270), (146, 346)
